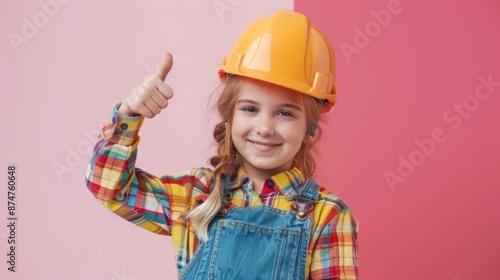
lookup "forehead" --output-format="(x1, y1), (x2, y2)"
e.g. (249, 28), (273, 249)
(237, 78), (304, 106)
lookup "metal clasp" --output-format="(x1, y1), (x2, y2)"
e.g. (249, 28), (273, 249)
(294, 197), (316, 220)
(216, 195), (231, 217)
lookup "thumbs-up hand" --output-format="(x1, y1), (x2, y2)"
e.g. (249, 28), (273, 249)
(119, 52), (174, 118)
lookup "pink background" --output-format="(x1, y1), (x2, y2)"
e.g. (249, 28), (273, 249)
(1, 0), (499, 279)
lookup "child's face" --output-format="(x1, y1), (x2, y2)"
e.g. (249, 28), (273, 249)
(231, 78), (308, 179)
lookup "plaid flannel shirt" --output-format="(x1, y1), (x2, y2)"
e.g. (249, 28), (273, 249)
(86, 105), (359, 279)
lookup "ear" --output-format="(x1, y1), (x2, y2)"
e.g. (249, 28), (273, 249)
(303, 133), (314, 143)
(309, 124), (317, 134)
(304, 123), (316, 143)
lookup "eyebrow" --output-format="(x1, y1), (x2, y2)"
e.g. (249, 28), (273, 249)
(236, 99), (303, 111)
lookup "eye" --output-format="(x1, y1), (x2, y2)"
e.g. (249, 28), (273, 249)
(277, 110), (295, 117)
(242, 107), (258, 113)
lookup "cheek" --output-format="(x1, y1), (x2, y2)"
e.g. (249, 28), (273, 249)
(230, 128), (237, 142)
(231, 112), (251, 134)
(281, 121), (307, 140)
(230, 121), (247, 146)
(283, 130), (307, 148)
(230, 118), (241, 136)
(230, 126), (237, 143)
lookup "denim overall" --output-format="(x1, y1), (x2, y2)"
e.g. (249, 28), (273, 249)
(178, 178), (320, 280)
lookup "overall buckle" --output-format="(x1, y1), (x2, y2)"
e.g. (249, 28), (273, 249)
(294, 197), (316, 220)
(217, 195), (231, 217)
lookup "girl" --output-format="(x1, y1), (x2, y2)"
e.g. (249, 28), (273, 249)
(86, 10), (359, 280)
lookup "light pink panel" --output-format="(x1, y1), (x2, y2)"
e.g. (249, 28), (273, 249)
(296, 0), (500, 279)
(0, 1), (293, 279)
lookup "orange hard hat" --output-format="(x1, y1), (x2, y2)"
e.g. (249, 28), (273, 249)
(219, 10), (337, 111)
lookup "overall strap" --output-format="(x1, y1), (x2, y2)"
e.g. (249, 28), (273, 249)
(217, 175), (234, 217)
(294, 179), (321, 220)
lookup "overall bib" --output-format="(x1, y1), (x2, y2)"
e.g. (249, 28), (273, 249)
(178, 179), (320, 280)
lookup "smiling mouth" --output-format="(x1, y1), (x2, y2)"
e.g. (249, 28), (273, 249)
(248, 140), (281, 149)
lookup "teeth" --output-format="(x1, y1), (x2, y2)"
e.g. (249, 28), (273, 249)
(251, 141), (278, 147)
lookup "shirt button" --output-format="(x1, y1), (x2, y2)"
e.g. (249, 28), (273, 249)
(116, 193), (124, 201)
(266, 180), (274, 188)
(120, 123), (128, 130)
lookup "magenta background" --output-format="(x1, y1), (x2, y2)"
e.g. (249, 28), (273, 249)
(1, 0), (499, 279)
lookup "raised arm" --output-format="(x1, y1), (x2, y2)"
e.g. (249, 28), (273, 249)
(85, 53), (201, 235)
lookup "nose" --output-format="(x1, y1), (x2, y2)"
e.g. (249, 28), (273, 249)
(256, 114), (275, 136)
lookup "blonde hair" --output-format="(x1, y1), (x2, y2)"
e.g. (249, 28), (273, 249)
(187, 76), (324, 241)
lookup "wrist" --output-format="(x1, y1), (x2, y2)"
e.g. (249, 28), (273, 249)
(117, 103), (138, 117)
(108, 104), (145, 145)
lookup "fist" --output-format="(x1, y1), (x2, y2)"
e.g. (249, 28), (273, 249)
(119, 52), (174, 118)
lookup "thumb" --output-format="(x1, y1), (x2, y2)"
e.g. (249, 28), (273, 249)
(156, 52), (173, 81)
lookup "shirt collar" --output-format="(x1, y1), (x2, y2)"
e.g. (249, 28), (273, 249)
(226, 166), (306, 201)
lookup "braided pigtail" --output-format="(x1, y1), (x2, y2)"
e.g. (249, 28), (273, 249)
(186, 76), (242, 241)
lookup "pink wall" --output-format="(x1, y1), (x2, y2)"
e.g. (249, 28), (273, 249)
(1, 0), (498, 279)
(0, 1), (294, 279)
(296, 0), (500, 279)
